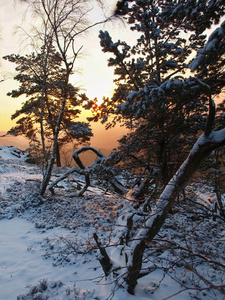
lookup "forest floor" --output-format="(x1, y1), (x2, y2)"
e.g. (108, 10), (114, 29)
(0, 146), (224, 300)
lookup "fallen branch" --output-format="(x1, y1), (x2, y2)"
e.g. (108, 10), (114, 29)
(72, 146), (127, 195)
(49, 166), (84, 194)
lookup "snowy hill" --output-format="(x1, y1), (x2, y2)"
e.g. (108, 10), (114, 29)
(0, 146), (30, 161)
(0, 146), (224, 300)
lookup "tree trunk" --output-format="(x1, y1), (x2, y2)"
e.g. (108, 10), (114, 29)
(126, 129), (225, 294)
(40, 82), (69, 195)
(56, 142), (61, 167)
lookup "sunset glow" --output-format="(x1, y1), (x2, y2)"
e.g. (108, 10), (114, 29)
(1, 0), (224, 152)
(0, 0), (121, 150)
(0, 2), (225, 298)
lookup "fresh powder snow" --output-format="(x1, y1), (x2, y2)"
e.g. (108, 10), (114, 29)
(0, 146), (224, 299)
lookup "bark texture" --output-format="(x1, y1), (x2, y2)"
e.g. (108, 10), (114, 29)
(126, 130), (225, 294)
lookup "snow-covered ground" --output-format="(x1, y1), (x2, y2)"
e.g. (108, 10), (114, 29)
(0, 146), (224, 300)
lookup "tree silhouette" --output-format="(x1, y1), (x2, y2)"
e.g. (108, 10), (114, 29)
(4, 45), (92, 167)
(89, 0), (225, 294)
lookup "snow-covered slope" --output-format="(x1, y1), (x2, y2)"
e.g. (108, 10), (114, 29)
(0, 146), (224, 300)
(0, 146), (29, 161)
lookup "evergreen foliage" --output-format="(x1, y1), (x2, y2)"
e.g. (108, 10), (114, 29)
(92, 0), (225, 294)
(4, 44), (92, 167)
(89, 0), (225, 186)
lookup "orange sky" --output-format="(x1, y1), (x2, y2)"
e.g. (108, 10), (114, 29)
(0, 1), (224, 153)
(0, 0), (130, 150)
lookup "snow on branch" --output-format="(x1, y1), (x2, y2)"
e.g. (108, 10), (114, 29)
(73, 146), (127, 195)
(49, 166), (85, 194)
(190, 21), (225, 72)
(125, 128), (225, 293)
(50, 146), (125, 196)
(134, 128), (225, 244)
(72, 146), (106, 170)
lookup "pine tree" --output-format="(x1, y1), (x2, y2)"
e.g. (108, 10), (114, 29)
(4, 45), (92, 167)
(91, 0), (225, 294)
(95, 0), (214, 185)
